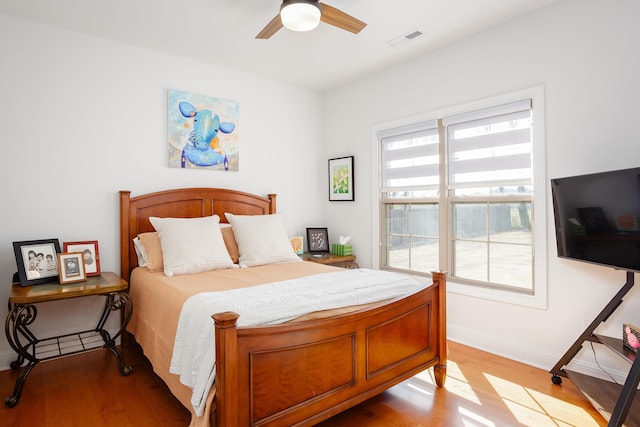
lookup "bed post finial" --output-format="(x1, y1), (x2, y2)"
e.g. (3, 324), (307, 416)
(268, 193), (277, 214)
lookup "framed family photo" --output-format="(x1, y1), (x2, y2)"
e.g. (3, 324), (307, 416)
(328, 156), (354, 201)
(57, 252), (87, 284)
(13, 239), (61, 287)
(64, 240), (101, 276)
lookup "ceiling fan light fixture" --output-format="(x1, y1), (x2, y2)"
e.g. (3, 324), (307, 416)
(280, 0), (322, 32)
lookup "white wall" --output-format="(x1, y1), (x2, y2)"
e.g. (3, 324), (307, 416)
(0, 13), (324, 369)
(323, 0), (640, 379)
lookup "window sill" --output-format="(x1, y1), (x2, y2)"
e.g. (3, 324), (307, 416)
(390, 268), (547, 309)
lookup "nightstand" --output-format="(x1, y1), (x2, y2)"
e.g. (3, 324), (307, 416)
(300, 252), (359, 269)
(4, 272), (132, 407)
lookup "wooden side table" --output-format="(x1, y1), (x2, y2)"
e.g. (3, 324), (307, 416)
(4, 272), (132, 407)
(300, 252), (359, 269)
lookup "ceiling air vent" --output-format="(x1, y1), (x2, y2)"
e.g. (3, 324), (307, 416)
(386, 29), (424, 47)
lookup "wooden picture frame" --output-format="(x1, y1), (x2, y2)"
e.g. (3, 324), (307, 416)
(329, 156), (354, 201)
(63, 240), (101, 276)
(306, 227), (329, 253)
(57, 252), (87, 284)
(13, 239), (61, 287)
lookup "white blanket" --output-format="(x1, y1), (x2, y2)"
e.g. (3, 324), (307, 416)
(169, 268), (426, 416)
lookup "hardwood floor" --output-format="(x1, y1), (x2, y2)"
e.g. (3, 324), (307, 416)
(0, 341), (606, 426)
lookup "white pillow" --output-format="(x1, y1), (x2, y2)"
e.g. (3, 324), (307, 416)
(224, 213), (302, 267)
(132, 236), (147, 267)
(149, 215), (235, 276)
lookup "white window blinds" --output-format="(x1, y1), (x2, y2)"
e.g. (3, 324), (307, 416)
(444, 100), (532, 189)
(378, 120), (439, 193)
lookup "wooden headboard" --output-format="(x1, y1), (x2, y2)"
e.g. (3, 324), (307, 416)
(119, 188), (276, 282)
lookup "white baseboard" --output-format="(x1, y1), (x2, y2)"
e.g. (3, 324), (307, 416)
(0, 349), (17, 372)
(448, 324), (629, 385)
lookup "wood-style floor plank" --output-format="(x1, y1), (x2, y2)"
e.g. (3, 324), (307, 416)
(0, 341), (606, 426)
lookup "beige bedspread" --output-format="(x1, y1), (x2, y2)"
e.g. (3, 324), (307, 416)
(126, 261), (344, 427)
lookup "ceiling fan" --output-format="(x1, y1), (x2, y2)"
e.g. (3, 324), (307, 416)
(256, 0), (366, 39)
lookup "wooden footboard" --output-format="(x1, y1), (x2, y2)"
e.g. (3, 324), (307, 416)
(213, 271), (447, 427)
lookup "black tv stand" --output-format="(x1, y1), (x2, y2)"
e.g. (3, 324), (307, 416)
(550, 271), (640, 426)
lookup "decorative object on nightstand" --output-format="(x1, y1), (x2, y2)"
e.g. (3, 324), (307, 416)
(4, 272), (133, 408)
(289, 235), (304, 255)
(306, 227), (329, 254)
(57, 252), (87, 284)
(12, 239), (61, 287)
(63, 240), (101, 276)
(332, 235), (352, 256)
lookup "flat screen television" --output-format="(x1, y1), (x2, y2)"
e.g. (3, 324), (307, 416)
(551, 166), (640, 272)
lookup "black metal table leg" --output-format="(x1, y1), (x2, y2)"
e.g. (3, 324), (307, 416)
(5, 304), (40, 407)
(5, 361), (36, 407)
(96, 292), (133, 376)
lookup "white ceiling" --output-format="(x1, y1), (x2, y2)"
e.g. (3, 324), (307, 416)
(0, 0), (558, 91)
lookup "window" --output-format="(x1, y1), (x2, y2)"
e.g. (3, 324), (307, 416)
(379, 121), (440, 274)
(377, 89), (545, 304)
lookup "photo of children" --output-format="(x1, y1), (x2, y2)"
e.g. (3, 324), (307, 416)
(13, 239), (62, 286)
(63, 241), (101, 276)
(22, 244), (58, 280)
(64, 257), (80, 277)
(57, 252), (87, 284)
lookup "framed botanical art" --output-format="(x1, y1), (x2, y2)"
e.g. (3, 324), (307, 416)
(328, 156), (354, 201)
(57, 252), (87, 284)
(64, 240), (101, 276)
(13, 239), (61, 287)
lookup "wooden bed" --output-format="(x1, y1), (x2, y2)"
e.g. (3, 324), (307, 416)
(119, 187), (447, 427)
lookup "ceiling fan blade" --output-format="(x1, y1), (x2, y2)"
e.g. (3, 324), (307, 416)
(319, 3), (366, 34)
(256, 14), (283, 39)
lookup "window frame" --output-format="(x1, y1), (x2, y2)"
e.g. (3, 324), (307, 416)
(372, 86), (547, 309)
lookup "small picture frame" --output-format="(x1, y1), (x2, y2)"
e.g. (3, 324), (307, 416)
(329, 156), (354, 201)
(306, 227), (329, 253)
(64, 240), (101, 276)
(57, 252), (87, 284)
(13, 239), (61, 287)
(289, 236), (304, 255)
